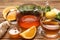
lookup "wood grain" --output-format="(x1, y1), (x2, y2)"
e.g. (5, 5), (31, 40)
(0, 0), (60, 40)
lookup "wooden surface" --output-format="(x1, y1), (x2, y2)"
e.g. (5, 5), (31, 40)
(0, 0), (60, 40)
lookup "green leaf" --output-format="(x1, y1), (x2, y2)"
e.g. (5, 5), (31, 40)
(18, 4), (36, 12)
(56, 12), (60, 20)
(36, 6), (41, 11)
(44, 6), (51, 13)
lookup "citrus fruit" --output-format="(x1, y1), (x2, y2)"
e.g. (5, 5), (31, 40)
(45, 11), (57, 19)
(20, 26), (36, 39)
(6, 11), (16, 21)
(3, 6), (17, 21)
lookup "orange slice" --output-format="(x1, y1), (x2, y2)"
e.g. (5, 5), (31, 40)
(20, 26), (36, 39)
(3, 6), (17, 20)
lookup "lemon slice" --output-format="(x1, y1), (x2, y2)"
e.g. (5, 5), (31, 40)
(3, 6), (17, 19)
(6, 11), (16, 21)
(20, 26), (36, 39)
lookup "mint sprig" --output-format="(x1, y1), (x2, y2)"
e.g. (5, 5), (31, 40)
(56, 12), (60, 20)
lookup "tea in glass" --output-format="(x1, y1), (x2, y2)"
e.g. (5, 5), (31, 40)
(41, 19), (60, 38)
(17, 4), (41, 29)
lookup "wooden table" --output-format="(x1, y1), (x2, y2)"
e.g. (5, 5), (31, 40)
(0, 0), (60, 40)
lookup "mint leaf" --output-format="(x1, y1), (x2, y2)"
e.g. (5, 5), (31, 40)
(56, 12), (60, 20)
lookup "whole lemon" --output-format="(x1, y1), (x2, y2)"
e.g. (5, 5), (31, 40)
(45, 11), (57, 19)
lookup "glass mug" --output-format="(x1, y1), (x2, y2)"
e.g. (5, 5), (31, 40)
(40, 18), (60, 38)
(16, 4), (42, 29)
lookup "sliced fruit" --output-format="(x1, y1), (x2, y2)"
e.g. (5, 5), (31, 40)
(45, 11), (57, 19)
(43, 19), (59, 25)
(43, 21), (59, 25)
(43, 19), (52, 22)
(3, 6), (17, 19)
(6, 11), (16, 21)
(20, 26), (36, 39)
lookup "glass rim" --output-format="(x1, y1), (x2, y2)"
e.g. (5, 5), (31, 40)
(40, 18), (60, 25)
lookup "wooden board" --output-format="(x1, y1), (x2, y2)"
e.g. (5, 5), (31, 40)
(0, 0), (60, 40)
